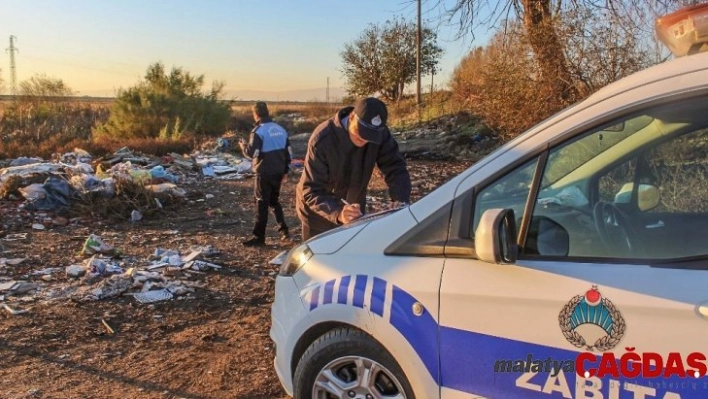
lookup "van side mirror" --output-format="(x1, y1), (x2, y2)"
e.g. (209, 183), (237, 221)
(475, 209), (518, 264)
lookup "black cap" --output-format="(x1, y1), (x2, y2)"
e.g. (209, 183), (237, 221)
(253, 101), (269, 118)
(353, 97), (387, 144)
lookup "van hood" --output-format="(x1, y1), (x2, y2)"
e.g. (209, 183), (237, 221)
(305, 207), (404, 254)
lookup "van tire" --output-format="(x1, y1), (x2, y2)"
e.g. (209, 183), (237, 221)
(292, 327), (415, 399)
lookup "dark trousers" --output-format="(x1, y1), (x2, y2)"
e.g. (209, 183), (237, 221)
(253, 174), (288, 239)
(299, 216), (336, 242)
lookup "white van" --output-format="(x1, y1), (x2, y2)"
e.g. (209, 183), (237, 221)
(270, 4), (708, 398)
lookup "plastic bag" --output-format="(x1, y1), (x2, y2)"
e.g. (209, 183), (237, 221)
(18, 184), (47, 201)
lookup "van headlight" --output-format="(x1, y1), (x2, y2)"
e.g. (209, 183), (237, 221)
(279, 244), (313, 276)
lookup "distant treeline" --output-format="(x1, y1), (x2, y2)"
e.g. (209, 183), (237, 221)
(0, 95), (343, 107)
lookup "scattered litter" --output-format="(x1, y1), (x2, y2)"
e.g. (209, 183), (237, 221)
(192, 260), (222, 271)
(31, 268), (61, 276)
(2, 233), (28, 241)
(0, 281), (20, 292)
(84, 274), (133, 300)
(0, 258), (25, 266)
(32, 223), (45, 230)
(86, 256), (124, 275)
(181, 250), (202, 263)
(66, 265), (87, 278)
(147, 262), (169, 271)
(3, 303), (29, 315)
(130, 210), (143, 222)
(132, 289), (173, 304)
(102, 319), (115, 334)
(6, 282), (38, 295)
(269, 250), (288, 265)
(82, 234), (118, 256)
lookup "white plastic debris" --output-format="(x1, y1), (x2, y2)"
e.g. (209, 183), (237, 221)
(132, 289), (173, 304)
(130, 210), (143, 222)
(3, 303), (29, 315)
(82, 234), (116, 255)
(66, 265), (87, 278)
(18, 184), (47, 201)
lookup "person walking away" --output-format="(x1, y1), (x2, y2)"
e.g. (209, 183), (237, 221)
(239, 101), (292, 246)
(295, 97), (411, 241)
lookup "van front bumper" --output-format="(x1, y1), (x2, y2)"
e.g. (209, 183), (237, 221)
(270, 275), (307, 397)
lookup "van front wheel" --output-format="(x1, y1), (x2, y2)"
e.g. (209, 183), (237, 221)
(293, 327), (414, 399)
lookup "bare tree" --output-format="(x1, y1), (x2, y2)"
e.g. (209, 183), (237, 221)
(427, 0), (690, 105)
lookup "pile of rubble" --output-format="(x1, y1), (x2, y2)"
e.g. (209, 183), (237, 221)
(0, 233), (224, 314)
(0, 142), (281, 229)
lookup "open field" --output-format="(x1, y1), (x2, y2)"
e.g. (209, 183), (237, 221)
(0, 150), (472, 398)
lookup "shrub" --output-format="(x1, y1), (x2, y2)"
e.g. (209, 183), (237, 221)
(94, 62), (231, 141)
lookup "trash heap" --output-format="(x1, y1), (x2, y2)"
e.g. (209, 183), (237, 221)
(0, 145), (255, 227)
(0, 138), (305, 229)
(0, 234), (224, 313)
(192, 151), (253, 181)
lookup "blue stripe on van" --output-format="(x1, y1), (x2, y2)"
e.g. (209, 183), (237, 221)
(353, 275), (367, 308)
(337, 275), (351, 304)
(322, 280), (335, 305)
(390, 284), (440, 384)
(309, 285), (320, 311)
(370, 277), (386, 317)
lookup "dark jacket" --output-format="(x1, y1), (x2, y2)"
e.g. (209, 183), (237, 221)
(243, 118), (291, 175)
(295, 106), (411, 229)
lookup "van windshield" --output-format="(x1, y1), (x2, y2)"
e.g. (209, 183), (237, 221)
(541, 114), (654, 187)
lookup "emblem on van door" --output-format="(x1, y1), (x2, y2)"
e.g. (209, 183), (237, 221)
(559, 285), (626, 351)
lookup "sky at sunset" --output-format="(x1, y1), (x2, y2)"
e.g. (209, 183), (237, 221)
(0, 0), (492, 101)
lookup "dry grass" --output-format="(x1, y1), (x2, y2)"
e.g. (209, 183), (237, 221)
(0, 97), (456, 161)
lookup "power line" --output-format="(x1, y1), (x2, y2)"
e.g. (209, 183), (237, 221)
(6, 35), (18, 96)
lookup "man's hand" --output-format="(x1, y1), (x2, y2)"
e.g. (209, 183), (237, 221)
(339, 203), (363, 224)
(238, 138), (247, 150)
(388, 201), (410, 210)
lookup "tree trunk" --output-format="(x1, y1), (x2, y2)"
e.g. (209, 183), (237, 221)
(521, 0), (578, 104)
(431, 71), (434, 97)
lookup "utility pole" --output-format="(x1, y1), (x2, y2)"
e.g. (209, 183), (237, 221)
(6, 35), (18, 96)
(416, 0), (422, 123)
(326, 77), (330, 104)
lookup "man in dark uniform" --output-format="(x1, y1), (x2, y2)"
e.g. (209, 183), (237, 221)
(295, 97), (411, 241)
(239, 101), (292, 246)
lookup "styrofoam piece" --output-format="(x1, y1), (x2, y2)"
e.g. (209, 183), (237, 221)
(132, 289), (173, 304)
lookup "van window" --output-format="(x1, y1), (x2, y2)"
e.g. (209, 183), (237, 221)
(473, 157), (539, 236)
(524, 96), (708, 260)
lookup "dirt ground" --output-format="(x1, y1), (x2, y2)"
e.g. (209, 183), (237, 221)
(0, 157), (472, 399)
